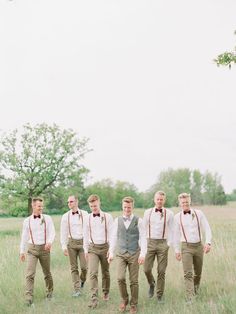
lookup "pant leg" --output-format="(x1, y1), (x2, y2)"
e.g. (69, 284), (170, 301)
(78, 246), (88, 283)
(25, 246), (39, 301)
(181, 243), (194, 300)
(88, 251), (100, 298)
(117, 254), (129, 303)
(67, 241), (80, 291)
(193, 243), (203, 291)
(128, 251), (140, 306)
(99, 247), (110, 294)
(38, 248), (53, 296)
(156, 241), (169, 297)
(143, 239), (156, 285)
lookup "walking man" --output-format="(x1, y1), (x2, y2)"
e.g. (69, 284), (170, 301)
(83, 194), (113, 309)
(60, 195), (88, 296)
(20, 197), (55, 306)
(143, 191), (174, 303)
(108, 196), (147, 314)
(173, 193), (212, 303)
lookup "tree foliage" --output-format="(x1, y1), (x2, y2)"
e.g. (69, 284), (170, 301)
(0, 123), (89, 214)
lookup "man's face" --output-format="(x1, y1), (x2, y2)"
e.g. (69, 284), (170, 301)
(32, 200), (43, 214)
(122, 201), (133, 217)
(89, 200), (100, 213)
(67, 196), (78, 210)
(154, 194), (165, 209)
(179, 198), (191, 211)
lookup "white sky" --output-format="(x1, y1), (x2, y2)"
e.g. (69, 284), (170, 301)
(1, 0), (236, 193)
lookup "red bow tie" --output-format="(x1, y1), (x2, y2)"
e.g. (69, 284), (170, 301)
(33, 214), (41, 219)
(72, 211), (79, 215)
(93, 213), (100, 217)
(155, 208), (163, 213)
(183, 211), (191, 215)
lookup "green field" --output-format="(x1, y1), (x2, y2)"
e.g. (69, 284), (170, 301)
(0, 205), (236, 314)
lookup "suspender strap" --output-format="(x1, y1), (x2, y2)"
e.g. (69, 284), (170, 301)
(89, 213), (108, 244)
(104, 214), (107, 244)
(194, 210), (201, 241)
(180, 213), (188, 243)
(148, 208), (154, 238)
(162, 209), (167, 239)
(180, 210), (201, 243)
(68, 210), (83, 240)
(29, 215), (47, 245)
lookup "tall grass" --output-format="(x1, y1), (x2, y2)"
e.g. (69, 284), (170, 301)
(0, 205), (236, 314)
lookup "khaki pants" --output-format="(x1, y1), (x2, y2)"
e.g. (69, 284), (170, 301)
(144, 239), (169, 298)
(25, 244), (53, 301)
(181, 242), (203, 300)
(88, 243), (110, 299)
(116, 251), (140, 306)
(67, 238), (87, 291)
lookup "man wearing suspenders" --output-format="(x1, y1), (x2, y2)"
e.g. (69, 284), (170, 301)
(108, 196), (147, 314)
(60, 195), (88, 296)
(83, 194), (113, 309)
(143, 191), (174, 303)
(174, 193), (212, 303)
(20, 197), (55, 306)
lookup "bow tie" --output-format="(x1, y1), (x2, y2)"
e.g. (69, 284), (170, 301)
(33, 214), (41, 219)
(72, 210), (79, 215)
(93, 213), (100, 217)
(123, 217), (131, 222)
(155, 208), (163, 213)
(183, 210), (191, 215)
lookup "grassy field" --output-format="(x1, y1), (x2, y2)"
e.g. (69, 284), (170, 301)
(0, 204), (236, 314)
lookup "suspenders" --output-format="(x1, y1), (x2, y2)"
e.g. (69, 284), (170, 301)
(89, 213), (108, 244)
(68, 210), (83, 240)
(180, 210), (201, 243)
(148, 208), (167, 239)
(28, 215), (47, 245)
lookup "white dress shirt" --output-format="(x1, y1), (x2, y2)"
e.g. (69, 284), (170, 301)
(109, 214), (147, 258)
(143, 207), (174, 246)
(173, 208), (212, 253)
(60, 208), (88, 251)
(20, 214), (55, 254)
(83, 211), (113, 254)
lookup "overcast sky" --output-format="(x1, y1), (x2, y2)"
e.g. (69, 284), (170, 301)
(1, 0), (236, 193)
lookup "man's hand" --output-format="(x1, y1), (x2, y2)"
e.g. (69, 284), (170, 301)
(63, 249), (68, 256)
(107, 254), (113, 264)
(44, 243), (52, 251)
(138, 256), (145, 265)
(20, 253), (26, 262)
(204, 244), (211, 254)
(175, 253), (182, 261)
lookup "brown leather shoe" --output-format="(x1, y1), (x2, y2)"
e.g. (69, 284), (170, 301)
(88, 298), (98, 309)
(119, 299), (128, 312)
(102, 293), (109, 301)
(130, 305), (137, 314)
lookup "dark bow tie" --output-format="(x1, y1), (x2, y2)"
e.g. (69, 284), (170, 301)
(34, 214), (41, 219)
(93, 213), (100, 217)
(123, 217), (131, 222)
(183, 210), (191, 215)
(72, 210), (79, 215)
(155, 208), (163, 213)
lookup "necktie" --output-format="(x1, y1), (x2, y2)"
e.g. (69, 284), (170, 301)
(123, 217), (131, 222)
(93, 213), (100, 217)
(72, 210), (79, 215)
(155, 208), (163, 213)
(183, 211), (191, 215)
(34, 214), (41, 219)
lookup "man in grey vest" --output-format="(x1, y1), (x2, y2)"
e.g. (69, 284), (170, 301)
(108, 197), (147, 314)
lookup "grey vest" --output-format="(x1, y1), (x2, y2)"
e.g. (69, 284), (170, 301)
(117, 216), (140, 255)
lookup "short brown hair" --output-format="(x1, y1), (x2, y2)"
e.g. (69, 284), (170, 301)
(178, 193), (191, 201)
(87, 194), (100, 203)
(154, 191), (166, 198)
(122, 196), (134, 204)
(32, 197), (43, 203)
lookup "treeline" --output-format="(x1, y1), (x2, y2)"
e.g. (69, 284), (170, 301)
(0, 123), (231, 217)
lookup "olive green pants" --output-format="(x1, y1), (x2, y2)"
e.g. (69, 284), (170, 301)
(181, 242), (203, 300)
(144, 239), (169, 298)
(67, 238), (87, 292)
(88, 243), (110, 299)
(25, 244), (53, 301)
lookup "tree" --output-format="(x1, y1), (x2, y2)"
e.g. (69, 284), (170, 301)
(202, 171), (227, 205)
(0, 123), (89, 214)
(214, 31), (236, 68)
(191, 170), (203, 205)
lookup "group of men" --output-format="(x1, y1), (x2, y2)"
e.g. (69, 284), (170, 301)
(20, 191), (212, 313)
